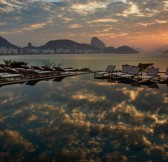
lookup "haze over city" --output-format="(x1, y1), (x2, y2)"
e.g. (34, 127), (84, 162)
(0, 0), (168, 51)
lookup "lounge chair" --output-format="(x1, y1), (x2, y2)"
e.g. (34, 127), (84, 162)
(111, 65), (132, 78)
(4, 67), (19, 74)
(159, 67), (168, 82)
(31, 66), (45, 71)
(0, 67), (7, 73)
(20, 65), (32, 69)
(0, 73), (22, 80)
(94, 65), (116, 78)
(26, 69), (53, 78)
(53, 66), (76, 74)
(41, 66), (54, 71)
(63, 67), (76, 74)
(119, 66), (140, 79)
(139, 67), (159, 82)
(41, 66), (61, 75)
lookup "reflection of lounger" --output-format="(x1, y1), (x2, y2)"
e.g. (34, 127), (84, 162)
(53, 77), (65, 82)
(25, 80), (40, 86)
(139, 67), (159, 82)
(94, 65), (116, 78)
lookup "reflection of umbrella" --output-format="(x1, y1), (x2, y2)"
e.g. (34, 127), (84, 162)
(25, 80), (40, 86)
(53, 77), (64, 82)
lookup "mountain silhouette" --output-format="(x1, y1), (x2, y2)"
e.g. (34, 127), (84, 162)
(116, 46), (139, 54)
(103, 46), (116, 53)
(162, 49), (168, 54)
(91, 37), (106, 48)
(0, 36), (139, 54)
(39, 39), (99, 51)
(0, 36), (19, 49)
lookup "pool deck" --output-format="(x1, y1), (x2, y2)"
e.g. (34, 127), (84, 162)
(0, 71), (92, 86)
(0, 71), (167, 87)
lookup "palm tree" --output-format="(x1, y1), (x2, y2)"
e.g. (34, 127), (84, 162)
(3, 59), (13, 67)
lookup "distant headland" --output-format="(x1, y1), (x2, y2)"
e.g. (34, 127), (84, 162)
(0, 36), (150, 55)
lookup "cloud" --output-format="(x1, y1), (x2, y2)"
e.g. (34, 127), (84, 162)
(71, 89), (106, 103)
(0, 0), (167, 49)
(70, 1), (110, 15)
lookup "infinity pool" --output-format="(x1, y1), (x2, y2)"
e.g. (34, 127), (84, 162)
(0, 72), (168, 162)
(0, 54), (168, 161)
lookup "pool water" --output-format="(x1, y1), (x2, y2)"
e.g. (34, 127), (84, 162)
(0, 54), (167, 162)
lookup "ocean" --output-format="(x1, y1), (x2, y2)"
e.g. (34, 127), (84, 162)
(0, 53), (167, 162)
(0, 53), (167, 71)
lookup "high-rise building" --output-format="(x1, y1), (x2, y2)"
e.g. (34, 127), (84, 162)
(28, 43), (32, 48)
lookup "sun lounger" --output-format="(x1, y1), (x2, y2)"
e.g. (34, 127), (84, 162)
(31, 66), (45, 71)
(111, 65), (132, 78)
(0, 73), (22, 80)
(139, 67), (159, 82)
(94, 65), (116, 78)
(4, 67), (19, 74)
(41, 66), (54, 71)
(20, 65), (32, 69)
(26, 69), (53, 78)
(63, 67), (76, 73)
(159, 67), (168, 81)
(0, 67), (7, 73)
(33, 65), (75, 74)
(53, 66), (76, 74)
(120, 66), (140, 79)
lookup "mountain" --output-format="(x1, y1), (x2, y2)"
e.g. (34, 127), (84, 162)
(0, 36), (19, 49)
(90, 37), (106, 48)
(132, 46), (144, 54)
(162, 49), (168, 54)
(116, 46), (139, 54)
(39, 39), (99, 51)
(0, 36), (139, 54)
(39, 39), (138, 54)
(102, 46), (138, 54)
(152, 45), (168, 53)
(103, 46), (116, 53)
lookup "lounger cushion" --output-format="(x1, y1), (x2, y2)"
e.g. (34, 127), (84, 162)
(128, 67), (140, 75)
(147, 68), (159, 76)
(105, 65), (116, 73)
(122, 65), (132, 73)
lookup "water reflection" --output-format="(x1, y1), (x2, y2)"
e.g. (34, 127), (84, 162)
(0, 74), (168, 162)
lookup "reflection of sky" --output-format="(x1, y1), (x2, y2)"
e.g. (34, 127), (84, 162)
(0, 74), (168, 161)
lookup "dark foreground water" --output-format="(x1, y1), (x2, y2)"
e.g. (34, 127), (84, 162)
(0, 54), (168, 162)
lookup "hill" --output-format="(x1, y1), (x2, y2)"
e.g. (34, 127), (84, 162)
(152, 45), (168, 53)
(39, 39), (99, 51)
(116, 46), (139, 54)
(102, 46), (138, 54)
(162, 49), (168, 54)
(90, 37), (106, 48)
(0, 36), (139, 54)
(0, 36), (19, 49)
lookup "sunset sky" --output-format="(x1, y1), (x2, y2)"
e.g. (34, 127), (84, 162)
(0, 0), (168, 50)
